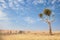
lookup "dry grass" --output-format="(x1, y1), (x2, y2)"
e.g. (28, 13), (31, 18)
(0, 32), (60, 40)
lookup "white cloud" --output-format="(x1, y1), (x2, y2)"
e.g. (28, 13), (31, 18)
(0, 0), (5, 2)
(18, 0), (23, 2)
(38, 0), (44, 3)
(24, 17), (35, 24)
(9, 1), (14, 8)
(33, 0), (45, 5)
(0, 11), (6, 17)
(0, 10), (12, 29)
(14, 0), (18, 5)
(0, 0), (7, 8)
(0, 0), (25, 11)
(51, 0), (56, 4)
(8, 0), (25, 10)
(1, 3), (7, 8)
(0, 10), (9, 20)
(18, 0), (24, 3)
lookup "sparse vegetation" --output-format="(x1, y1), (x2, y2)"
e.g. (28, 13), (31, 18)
(1, 32), (60, 40)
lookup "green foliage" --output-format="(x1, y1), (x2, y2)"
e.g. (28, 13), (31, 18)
(44, 9), (51, 16)
(39, 13), (43, 18)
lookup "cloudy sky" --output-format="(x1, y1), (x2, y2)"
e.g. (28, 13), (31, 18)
(0, 0), (60, 31)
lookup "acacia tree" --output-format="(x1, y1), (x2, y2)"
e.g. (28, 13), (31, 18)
(39, 8), (55, 35)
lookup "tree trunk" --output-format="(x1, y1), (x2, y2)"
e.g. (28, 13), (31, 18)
(48, 22), (52, 35)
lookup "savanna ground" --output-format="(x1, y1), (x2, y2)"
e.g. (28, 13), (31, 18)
(0, 32), (60, 40)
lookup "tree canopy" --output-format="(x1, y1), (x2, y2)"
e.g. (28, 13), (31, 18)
(44, 9), (52, 16)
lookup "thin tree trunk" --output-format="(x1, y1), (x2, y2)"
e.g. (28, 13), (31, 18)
(48, 22), (52, 35)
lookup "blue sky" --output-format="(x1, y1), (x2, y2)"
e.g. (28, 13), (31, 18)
(0, 0), (60, 31)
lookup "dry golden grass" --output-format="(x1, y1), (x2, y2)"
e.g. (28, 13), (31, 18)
(0, 32), (60, 40)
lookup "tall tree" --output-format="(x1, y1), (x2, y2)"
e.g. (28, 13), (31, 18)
(39, 8), (55, 35)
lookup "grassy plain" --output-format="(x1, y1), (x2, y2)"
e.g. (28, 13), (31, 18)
(0, 31), (60, 40)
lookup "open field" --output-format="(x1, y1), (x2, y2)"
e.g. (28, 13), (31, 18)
(0, 31), (60, 40)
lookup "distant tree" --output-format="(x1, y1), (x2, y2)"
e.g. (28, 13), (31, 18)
(19, 31), (25, 34)
(39, 8), (55, 35)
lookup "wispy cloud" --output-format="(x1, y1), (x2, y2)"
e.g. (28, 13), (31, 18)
(9, 1), (14, 8)
(24, 17), (35, 24)
(51, 0), (56, 4)
(32, 0), (58, 6)
(0, 0), (5, 2)
(0, 0), (25, 10)
(0, 10), (8, 20)
(33, 0), (46, 5)
(0, 10), (11, 29)
(0, 0), (7, 8)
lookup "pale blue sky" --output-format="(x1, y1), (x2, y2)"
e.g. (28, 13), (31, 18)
(0, 0), (60, 31)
